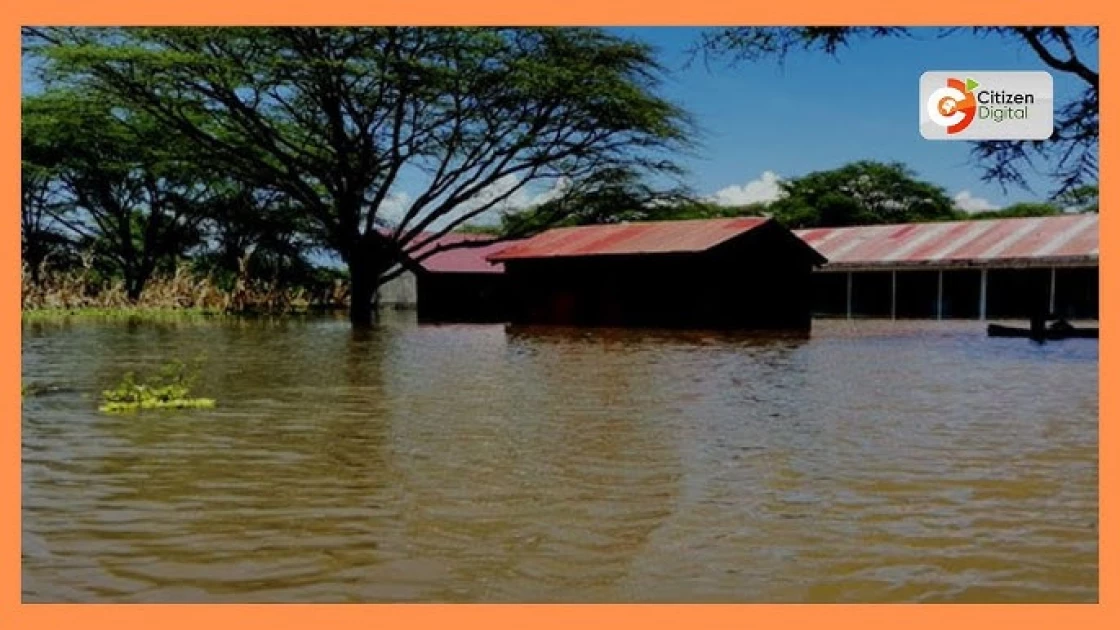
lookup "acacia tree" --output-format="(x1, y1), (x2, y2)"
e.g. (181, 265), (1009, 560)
(24, 27), (692, 325)
(22, 92), (210, 299)
(697, 27), (1098, 198)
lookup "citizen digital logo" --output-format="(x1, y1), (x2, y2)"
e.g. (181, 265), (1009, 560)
(920, 71), (1053, 141)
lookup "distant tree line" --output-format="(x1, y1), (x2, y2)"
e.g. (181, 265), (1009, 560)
(472, 160), (1098, 235)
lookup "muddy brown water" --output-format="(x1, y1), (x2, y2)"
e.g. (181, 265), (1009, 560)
(21, 314), (1098, 602)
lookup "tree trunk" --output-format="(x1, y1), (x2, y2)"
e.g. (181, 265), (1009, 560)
(25, 249), (44, 285)
(346, 236), (397, 328)
(125, 273), (146, 302)
(349, 260), (377, 327)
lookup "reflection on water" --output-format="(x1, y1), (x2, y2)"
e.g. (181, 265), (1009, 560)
(21, 315), (1097, 602)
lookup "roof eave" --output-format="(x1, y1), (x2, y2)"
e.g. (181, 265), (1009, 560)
(816, 256), (1099, 272)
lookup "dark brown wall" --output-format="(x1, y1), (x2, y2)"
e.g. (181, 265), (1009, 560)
(416, 272), (508, 323)
(502, 228), (818, 331)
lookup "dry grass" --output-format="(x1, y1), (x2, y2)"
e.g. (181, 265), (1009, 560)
(22, 257), (347, 316)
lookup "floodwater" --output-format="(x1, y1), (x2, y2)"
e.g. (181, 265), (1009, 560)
(21, 314), (1098, 603)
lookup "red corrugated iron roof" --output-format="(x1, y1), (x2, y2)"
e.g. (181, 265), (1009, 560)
(486, 217), (772, 261)
(406, 233), (513, 274)
(794, 214), (1098, 270)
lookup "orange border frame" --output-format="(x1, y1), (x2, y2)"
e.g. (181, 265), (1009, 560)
(5, 1), (1113, 627)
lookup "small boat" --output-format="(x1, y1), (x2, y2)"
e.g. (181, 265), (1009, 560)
(987, 323), (1099, 340)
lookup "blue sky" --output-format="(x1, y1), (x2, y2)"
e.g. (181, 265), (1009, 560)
(607, 27), (1098, 211)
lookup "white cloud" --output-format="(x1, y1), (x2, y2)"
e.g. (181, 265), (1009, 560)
(475, 175), (570, 212)
(708, 171), (785, 206)
(953, 190), (1000, 213)
(377, 191), (412, 225)
(521, 177), (571, 208)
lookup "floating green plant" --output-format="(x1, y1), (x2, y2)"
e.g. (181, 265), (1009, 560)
(99, 360), (216, 413)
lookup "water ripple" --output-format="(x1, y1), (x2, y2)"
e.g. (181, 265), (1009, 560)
(22, 317), (1097, 602)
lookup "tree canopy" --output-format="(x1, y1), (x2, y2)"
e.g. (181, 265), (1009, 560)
(22, 90), (212, 298)
(1057, 184), (1099, 213)
(967, 202), (1061, 220)
(764, 161), (958, 228)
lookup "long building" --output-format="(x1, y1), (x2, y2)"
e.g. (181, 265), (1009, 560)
(794, 214), (1099, 320)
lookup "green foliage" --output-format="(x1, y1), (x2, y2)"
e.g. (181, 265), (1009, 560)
(638, 200), (769, 222)
(967, 202), (1062, 220)
(500, 198), (769, 232)
(99, 360), (216, 413)
(1057, 184), (1098, 213)
(21, 90), (211, 298)
(764, 161), (957, 229)
(958, 186), (1098, 219)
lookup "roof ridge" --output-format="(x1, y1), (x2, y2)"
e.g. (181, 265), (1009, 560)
(487, 216), (776, 261)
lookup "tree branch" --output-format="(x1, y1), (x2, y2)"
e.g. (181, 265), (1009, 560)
(1014, 27), (1098, 88)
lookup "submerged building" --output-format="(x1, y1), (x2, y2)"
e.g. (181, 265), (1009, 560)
(487, 217), (827, 330)
(409, 234), (512, 323)
(795, 214), (1099, 320)
(374, 233), (513, 322)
